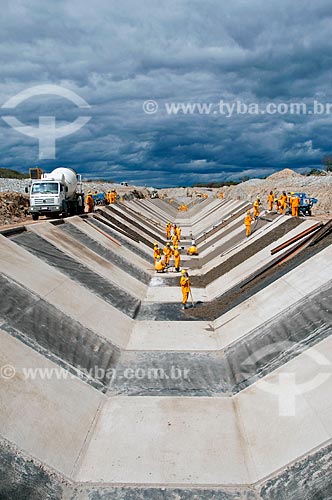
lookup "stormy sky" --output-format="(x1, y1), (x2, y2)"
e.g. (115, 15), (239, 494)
(1, 0), (332, 187)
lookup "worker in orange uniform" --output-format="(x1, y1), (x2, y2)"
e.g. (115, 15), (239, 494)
(180, 270), (191, 309)
(155, 257), (166, 273)
(278, 191), (288, 214)
(244, 210), (254, 237)
(175, 226), (181, 241)
(85, 190), (94, 213)
(290, 192), (300, 216)
(163, 242), (173, 266)
(171, 232), (179, 247)
(267, 191), (274, 211)
(187, 240), (198, 256)
(253, 197), (261, 218)
(173, 245), (181, 272)
(166, 221), (171, 239)
(153, 243), (161, 263)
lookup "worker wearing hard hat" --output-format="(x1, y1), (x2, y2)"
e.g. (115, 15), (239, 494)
(153, 243), (161, 263)
(163, 242), (173, 266)
(180, 269), (191, 309)
(244, 209), (254, 237)
(155, 257), (166, 273)
(267, 191), (274, 211)
(171, 232), (179, 247)
(165, 221), (171, 239)
(290, 192), (300, 216)
(278, 191), (288, 214)
(175, 225), (181, 241)
(85, 190), (94, 213)
(187, 241), (198, 256)
(253, 197), (261, 218)
(173, 245), (181, 272)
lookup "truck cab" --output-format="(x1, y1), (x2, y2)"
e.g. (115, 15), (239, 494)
(28, 181), (66, 219)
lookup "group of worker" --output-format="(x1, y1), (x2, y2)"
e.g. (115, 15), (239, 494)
(106, 189), (117, 204)
(85, 189), (118, 213)
(153, 221), (198, 309)
(154, 222), (182, 273)
(244, 191), (301, 237)
(267, 191), (300, 216)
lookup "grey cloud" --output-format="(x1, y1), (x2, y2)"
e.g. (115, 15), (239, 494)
(1, 0), (332, 186)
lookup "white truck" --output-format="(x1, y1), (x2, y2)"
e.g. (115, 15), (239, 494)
(26, 167), (85, 220)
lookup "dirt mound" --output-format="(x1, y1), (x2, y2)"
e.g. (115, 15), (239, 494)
(222, 171), (332, 215)
(0, 192), (30, 226)
(267, 168), (302, 180)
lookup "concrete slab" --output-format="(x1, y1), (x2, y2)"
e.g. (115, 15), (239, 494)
(67, 216), (151, 272)
(214, 245), (332, 349)
(236, 336), (332, 481)
(128, 321), (218, 351)
(0, 235), (133, 349)
(189, 215), (287, 276)
(75, 396), (252, 485)
(207, 219), (319, 299)
(144, 286), (208, 303)
(28, 223), (147, 300)
(0, 329), (103, 477)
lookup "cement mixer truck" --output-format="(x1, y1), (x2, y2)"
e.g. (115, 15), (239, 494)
(26, 167), (84, 220)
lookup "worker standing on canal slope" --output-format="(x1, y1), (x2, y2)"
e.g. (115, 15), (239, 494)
(173, 245), (181, 272)
(153, 243), (161, 264)
(165, 221), (171, 239)
(253, 197), (261, 218)
(187, 240), (198, 256)
(244, 210), (254, 237)
(155, 256), (166, 273)
(163, 242), (173, 266)
(175, 225), (181, 241)
(180, 269), (191, 309)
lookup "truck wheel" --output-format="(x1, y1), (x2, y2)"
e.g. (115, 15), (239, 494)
(32, 214), (39, 221)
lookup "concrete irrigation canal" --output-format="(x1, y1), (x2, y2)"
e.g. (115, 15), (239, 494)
(0, 196), (332, 500)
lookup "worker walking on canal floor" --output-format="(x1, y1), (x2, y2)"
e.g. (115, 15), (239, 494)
(180, 269), (191, 309)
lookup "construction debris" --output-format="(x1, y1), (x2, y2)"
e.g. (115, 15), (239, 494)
(0, 192), (30, 226)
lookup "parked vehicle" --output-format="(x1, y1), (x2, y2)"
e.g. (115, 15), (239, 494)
(26, 167), (84, 220)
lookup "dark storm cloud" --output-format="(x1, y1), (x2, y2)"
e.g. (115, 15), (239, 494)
(1, 0), (332, 186)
